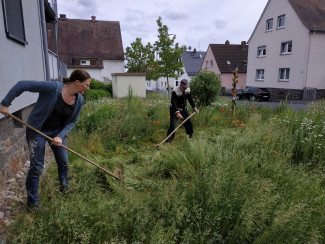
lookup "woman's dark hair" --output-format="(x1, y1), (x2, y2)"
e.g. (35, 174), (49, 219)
(63, 69), (91, 84)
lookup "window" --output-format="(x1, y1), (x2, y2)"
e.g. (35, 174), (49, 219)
(257, 46), (266, 57)
(206, 61), (208, 68)
(277, 15), (285, 28)
(281, 41), (292, 54)
(210, 60), (213, 67)
(80, 60), (90, 65)
(256, 69), (265, 80)
(266, 18), (273, 31)
(161, 81), (163, 87)
(279, 68), (290, 81)
(2, 0), (27, 44)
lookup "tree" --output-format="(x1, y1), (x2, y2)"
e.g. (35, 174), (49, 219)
(153, 17), (187, 96)
(190, 70), (221, 107)
(124, 37), (156, 80)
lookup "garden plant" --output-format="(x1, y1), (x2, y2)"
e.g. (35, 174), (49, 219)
(6, 94), (325, 244)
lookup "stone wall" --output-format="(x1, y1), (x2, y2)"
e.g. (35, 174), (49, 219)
(0, 105), (53, 232)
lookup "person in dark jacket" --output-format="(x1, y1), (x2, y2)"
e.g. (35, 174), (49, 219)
(166, 79), (199, 143)
(0, 69), (91, 209)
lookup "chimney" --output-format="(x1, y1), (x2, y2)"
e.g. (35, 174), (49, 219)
(193, 48), (197, 54)
(241, 41), (247, 47)
(59, 14), (67, 20)
(91, 15), (97, 22)
(225, 40), (230, 45)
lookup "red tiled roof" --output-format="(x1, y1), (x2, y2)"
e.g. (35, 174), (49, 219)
(48, 16), (124, 69)
(289, 0), (325, 32)
(209, 42), (248, 73)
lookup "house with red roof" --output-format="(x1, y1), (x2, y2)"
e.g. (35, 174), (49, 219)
(201, 41), (248, 91)
(247, 0), (325, 100)
(48, 14), (125, 83)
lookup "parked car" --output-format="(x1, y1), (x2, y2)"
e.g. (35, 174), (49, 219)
(236, 87), (270, 101)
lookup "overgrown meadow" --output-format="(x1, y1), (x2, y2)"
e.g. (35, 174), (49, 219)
(7, 94), (325, 243)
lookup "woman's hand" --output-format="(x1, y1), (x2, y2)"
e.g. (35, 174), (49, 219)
(51, 136), (63, 146)
(0, 105), (9, 115)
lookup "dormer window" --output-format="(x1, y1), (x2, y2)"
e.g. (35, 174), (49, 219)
(277, 15), (285, 28)
(80, 60), (90, 65)
(266, 18), (273, 31)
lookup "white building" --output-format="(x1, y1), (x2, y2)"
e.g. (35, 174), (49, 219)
(247, 0), (325, 100)
(52, 14), (125, 83)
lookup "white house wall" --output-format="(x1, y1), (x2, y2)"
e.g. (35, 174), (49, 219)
(306, 33), (325, 89)
(0, 0), (46, 118)
(247, 0), (311, 90)
(67, 60), (124, 83)
(102, 60), (124, 83)
(67, 68), (102, 81)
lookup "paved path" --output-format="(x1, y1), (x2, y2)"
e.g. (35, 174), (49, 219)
(233, 98), (311, 111)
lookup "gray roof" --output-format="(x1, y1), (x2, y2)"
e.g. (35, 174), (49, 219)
(181, 50), (206, 76)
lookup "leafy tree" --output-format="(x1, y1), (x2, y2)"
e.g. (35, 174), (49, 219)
(190, 70), (221, 107)
(153, 17), (187, 95)
(124, 37), (156, 79)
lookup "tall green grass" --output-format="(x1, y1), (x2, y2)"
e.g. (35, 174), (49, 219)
(7, 95), (325, 243)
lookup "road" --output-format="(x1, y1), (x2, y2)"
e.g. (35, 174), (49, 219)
(234, 99), (310, 111)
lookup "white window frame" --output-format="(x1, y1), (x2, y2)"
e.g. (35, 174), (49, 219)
(279, 68), (290, 81)
(256, 69), (265, 81)
(266, 18), (273, 31)
(80, 60), (90, 65)
(277, 15), (285, 29)
(257, 46), (266, 57)
(281, 41), (292, 55)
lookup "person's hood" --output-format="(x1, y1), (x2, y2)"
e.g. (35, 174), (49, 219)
(173, 85), (190, 96)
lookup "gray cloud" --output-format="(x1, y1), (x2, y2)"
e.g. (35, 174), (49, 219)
(77, 0), (97, 9)
(214, 19), (227, 29)
(163, 10), (190, 20)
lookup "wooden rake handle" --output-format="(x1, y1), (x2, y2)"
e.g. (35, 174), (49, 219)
(157, 111), (197, 147)
(7, 113), (121, 181)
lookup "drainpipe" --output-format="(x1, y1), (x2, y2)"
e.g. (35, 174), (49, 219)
(304, 31), (313, 88)
(53, 0), (61, 80)
(39, 0), (51, 81)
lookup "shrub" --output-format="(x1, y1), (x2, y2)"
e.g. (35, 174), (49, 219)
(190, 70), (221, 107)
(83, 89), (111, 101)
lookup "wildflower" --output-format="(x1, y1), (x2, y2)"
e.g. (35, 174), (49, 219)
(152, 121), (156, 124)
(168, 116), (170, 119)
(157, 121), (160, 124)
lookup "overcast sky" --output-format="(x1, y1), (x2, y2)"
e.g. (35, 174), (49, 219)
(57, 0), (268, 52)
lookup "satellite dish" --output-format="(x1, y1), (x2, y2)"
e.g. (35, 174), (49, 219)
(188, 46), (192, 51)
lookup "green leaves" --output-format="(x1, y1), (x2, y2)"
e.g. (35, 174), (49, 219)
(190, 70), (222, 107)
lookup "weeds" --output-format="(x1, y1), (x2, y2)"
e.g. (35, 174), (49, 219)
(6, 95), (325, 244)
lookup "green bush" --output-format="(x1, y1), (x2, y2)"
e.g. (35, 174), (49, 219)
(83, 89), (111, 101)
(82, 79), (113, 101)
(190, 70), (221, 107)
